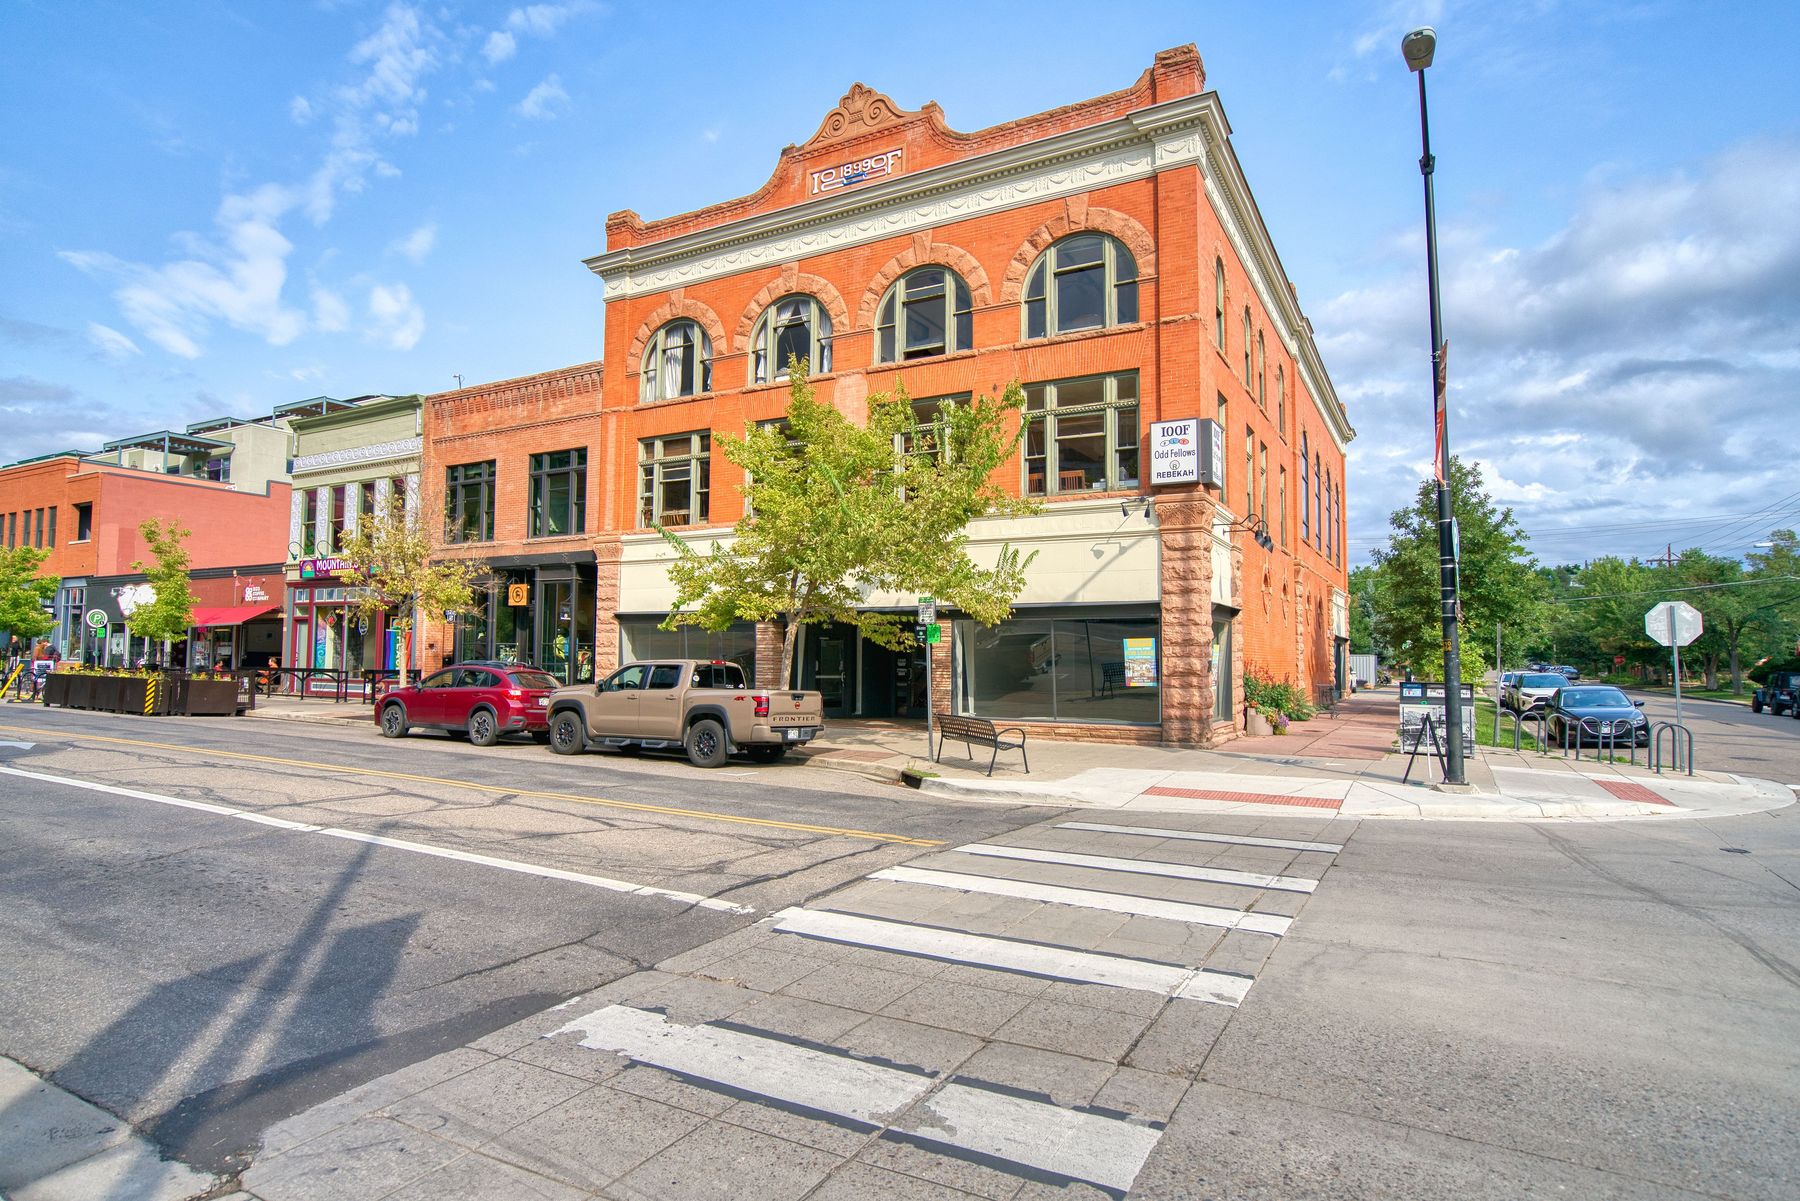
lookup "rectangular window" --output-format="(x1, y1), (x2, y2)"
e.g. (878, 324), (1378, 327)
(1216, 395), (1228, 497)
(1300, 434), (1311, 543)
(896, 394), (968, 460)
(619, 618), (755, 679)
(75, 502), (92, 541)
(639, 433), (710, 527)
(301, 488), (320, 555)
(953, 609), (1161, 725)
(445, 461), (496, 542)
(1022, 373), (1140, 497)
(1278, 466), (1288, 548)
(47, 506), (55, 547)
(35, 508), (45, 546)
(204, 456), (230, 482)
(1212, 614), (1233, 722)
(1258, 443), (1269, 529)
(360, 480), (378, 525)
(329, 485), (348, 552)
(529, 448), (587, 538)
(1314, 453), (1324, 550)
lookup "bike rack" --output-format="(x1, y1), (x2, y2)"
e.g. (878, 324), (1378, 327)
(1651, 722), (1695, 776)
(1495, 708), (1525, 750)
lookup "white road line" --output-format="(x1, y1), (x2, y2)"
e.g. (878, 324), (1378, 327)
(955, 842), (1317, 894)
(869, 866), (1291, 936)
(0, 763), (752, 915)
(1059, 821), (1344, 854)
(902, 1081), (1162, 1194)
(771, 907), (1252, 1006)
(553, 1004), (932, 1126)
(551, 1005), (1160, 1193)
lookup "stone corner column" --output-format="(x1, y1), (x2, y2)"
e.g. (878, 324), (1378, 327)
(593, 536), (623, 676)
(1155, 493), (1217, 747)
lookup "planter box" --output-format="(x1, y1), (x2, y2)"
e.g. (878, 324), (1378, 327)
(42, 673), (72, 707)
(1245, 709), (1273, 737)
(180, 679), (240, 717)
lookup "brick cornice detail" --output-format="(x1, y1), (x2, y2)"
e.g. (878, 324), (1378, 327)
(627, 296), (729, 375)
(731, 266), (853, 351)
(1000, 203), (1158, 304)
(856, 240), (993, 328)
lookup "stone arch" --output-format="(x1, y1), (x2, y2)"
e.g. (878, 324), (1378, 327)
(857, 238), (994, 329)
(1000, 204), (1158, 304)
(626, 294), (729, 375)
(732, 265), (851, 353)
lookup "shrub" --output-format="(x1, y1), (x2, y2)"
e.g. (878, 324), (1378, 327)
(1244, 666), (1315, 722)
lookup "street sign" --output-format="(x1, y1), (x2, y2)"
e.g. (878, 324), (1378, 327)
(926, 622), (942, 645)
(917, 601), (936, 624)
(1645, 601), (1702, 647)
(83, 609), (109, 631)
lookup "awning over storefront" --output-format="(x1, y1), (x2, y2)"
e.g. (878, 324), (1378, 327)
(190, 603), (279, 628)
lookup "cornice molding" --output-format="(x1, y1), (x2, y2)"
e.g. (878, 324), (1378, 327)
(291, 436), (422, 476)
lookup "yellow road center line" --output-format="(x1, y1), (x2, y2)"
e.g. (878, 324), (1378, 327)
(0, 723), (943, 847)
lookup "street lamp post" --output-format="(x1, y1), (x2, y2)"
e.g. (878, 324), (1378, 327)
(1403, 26), (1467, 786)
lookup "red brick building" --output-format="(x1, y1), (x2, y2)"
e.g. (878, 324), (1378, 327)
(429, 45), (1352, 743)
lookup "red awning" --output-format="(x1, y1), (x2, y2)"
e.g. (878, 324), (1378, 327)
(190, 603), (279, 629)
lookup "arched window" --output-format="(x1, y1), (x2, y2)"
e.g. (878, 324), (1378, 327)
(1214, 258), (1226, 350)
(1256, 331), (1266, 409)
(751, 295), (832, 383)
(1023, 234), (1138, 339)
(1242, 308), (1253, 384)
(640, 319), (712, 402)
(876, 268), (973, 362)
(1276, 364), (1286, 437)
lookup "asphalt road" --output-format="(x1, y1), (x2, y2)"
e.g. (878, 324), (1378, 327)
(1627, 690), (1800, 786)
(0, 705), (1053, 1176)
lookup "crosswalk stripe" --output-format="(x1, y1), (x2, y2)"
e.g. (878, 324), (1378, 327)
(553, 1004), (930, 1126)
(550, 1004), (1160, 1194)
(1058, 821), (1344, 854)
(869, 866), (1292, 936)
(954, 842), (1318, 894)
(771, 907), (1252, 1006)
(899, 1080), (1161, 1194)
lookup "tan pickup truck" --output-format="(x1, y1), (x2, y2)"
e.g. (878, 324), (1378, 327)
(544, 659), (824, 767)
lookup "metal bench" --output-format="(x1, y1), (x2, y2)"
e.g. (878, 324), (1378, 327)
(932, 714), (1029, 776)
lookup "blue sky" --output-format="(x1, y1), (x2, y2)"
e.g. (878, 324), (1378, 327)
(5, 1), (1798, 566)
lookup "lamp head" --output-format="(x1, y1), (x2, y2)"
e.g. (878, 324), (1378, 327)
(1402, 26), (1436, 72)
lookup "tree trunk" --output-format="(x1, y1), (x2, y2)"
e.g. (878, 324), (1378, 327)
(1702, 651), (1718, 691)
(779, 616), (798, 690)
(1728, 640), (1743, 694)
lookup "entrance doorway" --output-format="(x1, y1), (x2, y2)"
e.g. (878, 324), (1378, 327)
(801, 623), (854, 719)
(797, 618), (928, 721)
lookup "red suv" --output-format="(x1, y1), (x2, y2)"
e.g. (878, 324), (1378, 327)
(376, 663), (560, 746)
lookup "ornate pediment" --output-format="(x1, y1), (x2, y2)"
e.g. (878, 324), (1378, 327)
(803, 83), (917, 148)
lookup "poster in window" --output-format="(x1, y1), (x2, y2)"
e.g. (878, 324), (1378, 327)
(1123, 637), (1158, 687)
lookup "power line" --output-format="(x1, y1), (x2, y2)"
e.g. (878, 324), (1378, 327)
(1555, 574), (1800, 603)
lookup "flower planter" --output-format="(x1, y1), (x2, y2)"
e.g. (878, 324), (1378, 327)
(42, 672), (178, 715)
(180, 678), (240, 717)
(1245, 708), (1273, 737)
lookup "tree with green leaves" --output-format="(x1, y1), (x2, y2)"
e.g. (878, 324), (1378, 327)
(0, 545), (58, 648)
(1672, 543), (1800, 692)
(1369, 456), (1550, 683)
(660, 361), (1038, 688)
(1348, 564), (1383, 657)
(128, 519), (196, 649)
(338, 494), (486, 686)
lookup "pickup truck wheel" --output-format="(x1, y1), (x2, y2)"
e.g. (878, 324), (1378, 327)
(467, 708), (500, 747)
(747, 745), (788, 764)
(1752, 698), (1764, 713)
(685, 718), (728, 768)
(548, 711), (586, 755)
(379, 703), (408, 738)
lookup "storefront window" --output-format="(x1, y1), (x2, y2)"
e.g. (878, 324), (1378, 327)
(619, 619), (756, 678)
(953, 611), (1160, 725)
(1212, 612), (1234, 722)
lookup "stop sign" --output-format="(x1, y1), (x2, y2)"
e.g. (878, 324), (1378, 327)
(1645, 601), (1702, 647)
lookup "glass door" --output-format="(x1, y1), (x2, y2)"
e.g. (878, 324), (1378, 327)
(537, 579), (572, 682)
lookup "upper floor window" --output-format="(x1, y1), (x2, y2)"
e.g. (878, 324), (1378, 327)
(876, 268), (972, 362)
(896, 394), (968, 461)
(1300, 432), (1311, 543)
(1242, 307), (1253, 384)
(75, 502), (92, 542)
(1276, 364), (1286, 437)
(639, 432), (710, 527)
(1314, 451), (1324, 550)
(752, 295), (832, 383)
(329, 484), (349, 552)
(641, 319), (712, 402)
(529, 448), (587, 538)
(445, 460), (496, 543)
(301, 488), (320, 555)
(1023, 373), (1139, 497)
(1023, 234), (1138, 339)
(1213, 258), (1226, 351)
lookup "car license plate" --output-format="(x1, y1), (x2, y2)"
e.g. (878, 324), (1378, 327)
(535, 698), (548, 707)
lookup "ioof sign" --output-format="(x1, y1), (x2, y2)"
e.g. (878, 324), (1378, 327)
(809, 148), (902, 195)
(1645, 600), (1702, 647)
(1149, 420), (1199, 485)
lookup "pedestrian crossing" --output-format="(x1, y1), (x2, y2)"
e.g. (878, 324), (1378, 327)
(544, 815), (1347, 1198)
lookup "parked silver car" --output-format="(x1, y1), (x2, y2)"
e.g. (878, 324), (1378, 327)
(1505, 672), (1570, 711)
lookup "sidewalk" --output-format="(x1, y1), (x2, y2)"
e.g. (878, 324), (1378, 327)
(242, 689), (1793, 822)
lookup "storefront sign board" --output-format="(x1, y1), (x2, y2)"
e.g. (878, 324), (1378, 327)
(1149, 420), (1199, 485)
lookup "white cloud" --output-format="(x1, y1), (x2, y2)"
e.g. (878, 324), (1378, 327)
(390, 221), (437, 263)
(482, 30), (516, 63)
(289, 95), (314, 124)
(367, 282), (424, 350)
(311, 284), (350, 333)
(86, 323), (141, 359)
(515, 73), (569, 120)
(506, 3), (588, 37)
(61, 183), (307, 359)
(1325, 137), (1800, 564)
